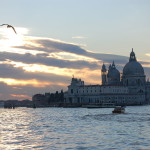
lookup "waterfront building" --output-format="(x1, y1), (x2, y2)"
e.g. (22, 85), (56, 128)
(32, 90), (64, 107)
(0, 101), (4, 108)
(64, 50), (150, 106)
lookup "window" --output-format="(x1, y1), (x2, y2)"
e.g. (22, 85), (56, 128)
(126, 79), (128, 86)
(71, 89), (73, 94)
(138, 79), (140, 85)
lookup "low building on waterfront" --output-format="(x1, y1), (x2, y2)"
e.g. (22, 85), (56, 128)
(32, 90), (64, 107)
(3, 99), (33, 108)
(0, 101), (4, 108)
(64, 50), (150, 106)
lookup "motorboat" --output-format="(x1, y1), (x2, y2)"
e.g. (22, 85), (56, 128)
(112, 106), (125, 113)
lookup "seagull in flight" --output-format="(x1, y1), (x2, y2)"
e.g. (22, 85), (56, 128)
(0, 24), (17, 34)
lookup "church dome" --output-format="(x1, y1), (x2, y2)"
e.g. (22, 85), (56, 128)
(107, 61), (120, 85)
(108, 66), (120, 78)
(123, 61), (144, 76)
(123, 49), (144, 76)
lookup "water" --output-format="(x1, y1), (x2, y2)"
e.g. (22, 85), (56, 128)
(0, 106), (150, 150)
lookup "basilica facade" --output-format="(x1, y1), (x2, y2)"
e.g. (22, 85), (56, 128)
(64, 50), (150, 106)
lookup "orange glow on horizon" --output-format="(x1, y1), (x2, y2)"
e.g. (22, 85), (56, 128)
(0, 78), (68, 87)
(10, 94), (31, 99)
(0, 78), (49, 87)
(2, 59), (102, 78)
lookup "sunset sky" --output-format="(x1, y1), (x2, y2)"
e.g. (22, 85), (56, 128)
(0, 0), (150, 100)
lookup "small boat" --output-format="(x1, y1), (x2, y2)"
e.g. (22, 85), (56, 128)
(112, 106), (125, 113)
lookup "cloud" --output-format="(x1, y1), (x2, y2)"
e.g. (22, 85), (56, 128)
(13, 36), (129, 64)
(145, 53), (150, 57)
(0, 51), (100, 70)
(0, 78), (51, 87)
(10, 94), (31, 99)
(0, 27), (29, 37)
(72, 36), (87, 39)
(0, 35), (149, 100)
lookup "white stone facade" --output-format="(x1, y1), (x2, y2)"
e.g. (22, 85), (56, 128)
(64, 50), (150, 106)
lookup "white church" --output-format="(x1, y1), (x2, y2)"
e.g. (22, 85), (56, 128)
(64, 49), (150, 106)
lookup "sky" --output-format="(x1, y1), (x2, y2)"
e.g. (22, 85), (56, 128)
(0, 0), (150, 100)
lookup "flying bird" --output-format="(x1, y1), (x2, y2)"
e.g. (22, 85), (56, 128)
(0, 24), (17, 34)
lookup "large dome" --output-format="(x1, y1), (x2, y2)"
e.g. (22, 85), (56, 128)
(123, 49), (144, 76)
(123, 61), (144, 76)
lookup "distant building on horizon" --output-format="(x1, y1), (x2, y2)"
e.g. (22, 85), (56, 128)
(32, 90), (64, 107)
(64, 49), (150, 106)
(0, 100), (4, 108)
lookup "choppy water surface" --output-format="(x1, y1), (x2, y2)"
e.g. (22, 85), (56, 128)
(0, 106), (150, 150)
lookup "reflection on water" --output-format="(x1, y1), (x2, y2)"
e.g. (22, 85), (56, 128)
(0, 106), (150, 150)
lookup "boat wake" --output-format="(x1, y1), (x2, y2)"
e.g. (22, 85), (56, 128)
(82, 113), (150, 122)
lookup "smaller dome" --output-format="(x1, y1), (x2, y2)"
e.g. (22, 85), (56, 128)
(108, 68), (120, 79)
(108, 61), (120, 77)
(107, 61), (120, 85)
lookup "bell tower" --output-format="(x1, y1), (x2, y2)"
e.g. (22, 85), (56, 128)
(101, 63), (107, 85)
